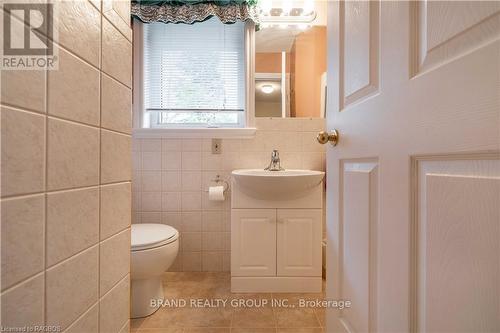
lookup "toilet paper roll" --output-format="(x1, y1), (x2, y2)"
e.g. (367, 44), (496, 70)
(208, 185), (225, 201)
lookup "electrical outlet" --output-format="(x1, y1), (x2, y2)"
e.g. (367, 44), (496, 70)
(212, 139), (222, 154)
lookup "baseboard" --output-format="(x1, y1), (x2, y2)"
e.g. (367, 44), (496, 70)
(231, 276), (322, 293)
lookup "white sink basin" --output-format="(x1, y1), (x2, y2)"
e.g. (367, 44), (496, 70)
(232, 169), (325, 200)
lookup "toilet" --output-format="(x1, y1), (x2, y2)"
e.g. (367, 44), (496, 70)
(130, 223), (179, 318)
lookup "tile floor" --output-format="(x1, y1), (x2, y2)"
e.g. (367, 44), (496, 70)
(131, 272), (326, 333)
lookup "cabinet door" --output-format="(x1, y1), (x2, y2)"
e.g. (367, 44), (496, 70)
(231, 209), (276, 276)
(277, 209), (322, 276)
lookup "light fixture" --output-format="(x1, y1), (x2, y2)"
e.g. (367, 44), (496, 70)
(260, 0), (272, 15)
(282, 0), (292, 16)
(261, 85), (274, 94)
(259, 3), (317, 25)
(298, 23), (308, 30)
(303, 0), (314, 15)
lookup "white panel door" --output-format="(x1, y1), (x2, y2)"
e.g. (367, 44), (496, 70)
(231, 209), (276, 276)
(326, 1), (500, 332)
(339, 162), (378, 332)
(277, 209), (322, 277)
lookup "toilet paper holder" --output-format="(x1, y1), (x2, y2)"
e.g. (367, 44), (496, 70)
(205, 175), (229, 194)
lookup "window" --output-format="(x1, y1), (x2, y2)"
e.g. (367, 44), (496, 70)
(143, 17), (246, 128)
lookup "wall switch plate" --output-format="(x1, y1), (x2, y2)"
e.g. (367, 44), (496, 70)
(212, 139), (222, 154)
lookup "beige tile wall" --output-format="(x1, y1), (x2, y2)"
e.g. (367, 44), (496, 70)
(1, 0), (132, 331)
(132, 118), (326, 271)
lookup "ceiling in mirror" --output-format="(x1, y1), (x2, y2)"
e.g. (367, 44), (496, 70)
(256, 27), (303, 53)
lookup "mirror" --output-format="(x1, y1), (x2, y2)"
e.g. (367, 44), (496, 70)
(254, 1), (327, 118)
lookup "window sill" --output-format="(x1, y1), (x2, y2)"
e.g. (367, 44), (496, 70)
(132, 127), (257, 139)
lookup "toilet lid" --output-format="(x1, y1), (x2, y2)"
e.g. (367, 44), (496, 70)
(131, 224), (179, 251)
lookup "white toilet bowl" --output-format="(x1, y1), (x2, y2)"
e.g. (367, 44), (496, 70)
(130, 223), (179, 318)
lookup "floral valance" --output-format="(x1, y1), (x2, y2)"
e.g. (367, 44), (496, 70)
(131, 0), (259, 25)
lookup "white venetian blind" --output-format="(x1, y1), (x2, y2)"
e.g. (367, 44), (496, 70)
(143, 18), (246, 113)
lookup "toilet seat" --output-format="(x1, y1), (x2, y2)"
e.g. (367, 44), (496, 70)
(131, 223), (179, 251)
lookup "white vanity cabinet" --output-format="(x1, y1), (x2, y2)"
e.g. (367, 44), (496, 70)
(231, 209), (277, 277)
(231, 171), (324, 292)
(276, 209), (322, 277)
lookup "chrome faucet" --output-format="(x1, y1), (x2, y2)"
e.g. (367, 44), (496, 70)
(265, 149), (284, 171)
